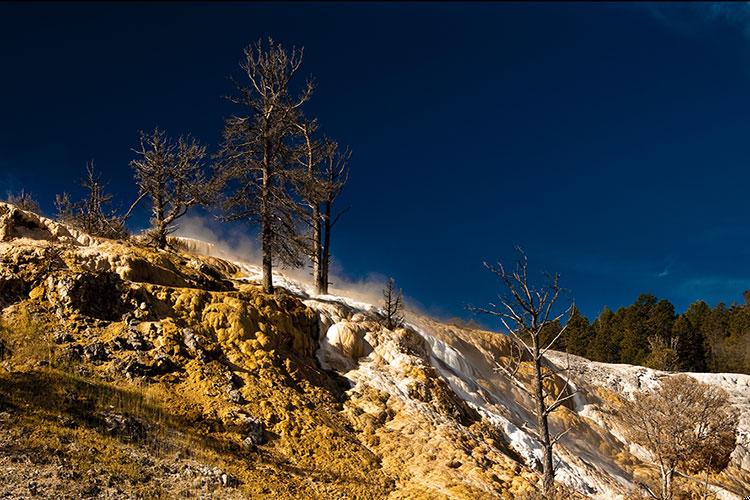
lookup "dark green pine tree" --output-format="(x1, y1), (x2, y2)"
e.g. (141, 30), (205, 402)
(684, 300), (713, 369)
(647, 299), (676, 341)
(539, 320), (564, 351)
(619, 294), (658, 365)
(703, 303), (730, 372)
(684, 300), (711, 331)
(671, 314), (707, 372)
(588, 306), (620, 363)
(564, 305), (594, 357)
(724, 304), (750, 373)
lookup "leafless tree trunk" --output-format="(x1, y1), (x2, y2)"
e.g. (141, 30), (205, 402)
(294, 120), (324, 292)
(320, 198), (332, 292)
(130, 129), (210, 249)
(381, 277), (404, 330)
(261, 136), (273, 293)
(318, 140), (350, 294)
(291, 122), (350, 294)
(216, 38), (313, 294)
(662, 468), (673, 500)
(472, 248), (574, 497)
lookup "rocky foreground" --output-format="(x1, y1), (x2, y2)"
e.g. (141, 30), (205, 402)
(0, 202), (748, 499)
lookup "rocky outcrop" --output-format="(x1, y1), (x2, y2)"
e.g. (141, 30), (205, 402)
(1, 206), (748, 499)
(45, 271), (127, 321)
(0, 202), (96, 245)
(0, 208), (395, 499)
(319, 320), (373, 371)
(0, 271), (29, 308)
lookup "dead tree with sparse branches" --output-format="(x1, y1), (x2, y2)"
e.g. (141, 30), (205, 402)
(4, 189), (41, 213)
(215, 38), (314, 293)
(55, 161), (139, 239)
(292, 121), (351, 294)
(319, 139), (350, 294)
(471, 248), (574, 496)
(293, 119), (326, 291)
(130, 128), (210, 249)
(381, 277), (404, 330)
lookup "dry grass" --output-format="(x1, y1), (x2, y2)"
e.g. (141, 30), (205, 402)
(0, 299), (394, 498)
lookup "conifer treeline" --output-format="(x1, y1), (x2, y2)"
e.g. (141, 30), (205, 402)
(555, 294), (750, 374)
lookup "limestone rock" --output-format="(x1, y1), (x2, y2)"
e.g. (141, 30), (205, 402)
(326, 321), (373, 360)
(0, 202), (94, 245)
(46, 271), (125, 321)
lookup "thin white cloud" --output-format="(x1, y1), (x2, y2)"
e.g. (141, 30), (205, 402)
(643, 3), (750, 39)
(656, 257), (676, 278)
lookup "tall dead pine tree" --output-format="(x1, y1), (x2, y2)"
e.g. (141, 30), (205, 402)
(130, 129), (209, 249)
(318, 140), (350, 294)
(472, 249), (574, 496)
(295, 120), (325, 291)
(294, 123), (351, 294)
(216, 38), (313, 293)
(382, 277), (404, 330)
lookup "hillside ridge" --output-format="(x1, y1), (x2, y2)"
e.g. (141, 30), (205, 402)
(0, 202), (748, 499)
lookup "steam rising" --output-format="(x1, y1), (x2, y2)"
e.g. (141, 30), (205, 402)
(173, 215), (391, 308)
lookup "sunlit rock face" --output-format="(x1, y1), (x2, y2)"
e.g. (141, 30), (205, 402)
(0, 203), (748, 499)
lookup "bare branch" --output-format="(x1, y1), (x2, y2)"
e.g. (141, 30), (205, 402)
(130, 129), (212, 249)
(381, 277), (404, 329)
(471, 248), (572, 495)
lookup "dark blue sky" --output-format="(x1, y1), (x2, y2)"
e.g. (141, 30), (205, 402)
(3, 2), (750, 323)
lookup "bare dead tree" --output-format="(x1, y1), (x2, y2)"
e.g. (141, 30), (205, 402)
(4, 189), (41, 213)
(215, 38), (314, 293)
(293, 119), (325, 291)
(471, 248), (574, 496)
(130, 129), (210, 249)
(55, 161), (139, 239)
(620, 374), (738, 500)
(381, 277), (404, 330)
(319, 139), (350, 294)
(292, 122), (351, 294)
